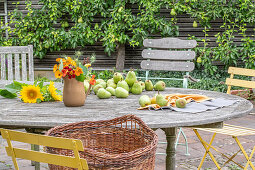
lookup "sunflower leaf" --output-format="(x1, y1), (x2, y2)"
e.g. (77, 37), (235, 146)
(5, 81), (27, 93)
(36, 98), (42, 103)
(37, 81), (44, 89)
(0, 89), (17, 99)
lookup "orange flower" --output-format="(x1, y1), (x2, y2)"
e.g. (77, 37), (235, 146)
(53, 64), (58, 72)
(56, 58), (62, 62)
(89, 75), (96, 85)
(71, 60), (77, 67)
(55, 70), (63, 79)
(75, 67), (83, 76)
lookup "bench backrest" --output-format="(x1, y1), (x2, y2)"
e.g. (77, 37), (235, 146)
(141, 38), (197, 72)
(226, 67), (255, 94)
(0, 128), (88, 170)
(0, 45), (34, 81)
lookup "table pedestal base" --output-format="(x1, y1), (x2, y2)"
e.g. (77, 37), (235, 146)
(162, 127), (177, 170)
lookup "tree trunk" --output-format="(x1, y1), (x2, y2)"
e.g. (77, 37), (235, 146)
(116, 43), (125, 71)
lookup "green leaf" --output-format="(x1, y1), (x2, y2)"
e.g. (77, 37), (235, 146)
(59, 59), (63, 72)
(75, 74), (85, 82)
(37, 81), (44, 89)
(5, 81), (27, 93)
(79, 63), (88, 75)
(0, 89), (17, 99)
(36, 98), (42, 103)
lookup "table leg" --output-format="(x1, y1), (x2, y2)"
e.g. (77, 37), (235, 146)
(161, 127), (177, 170)
(25, 128), (45, 170)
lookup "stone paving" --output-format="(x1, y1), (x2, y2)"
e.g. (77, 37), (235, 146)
(1, 113), (255, 170)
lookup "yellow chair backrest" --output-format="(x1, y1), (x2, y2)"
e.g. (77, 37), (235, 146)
(226, 67), (255, 94)
(0, 128), (88, 170)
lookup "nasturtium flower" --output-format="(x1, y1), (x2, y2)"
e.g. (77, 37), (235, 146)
(55, 70), (63, 79)
(75, 67), (83, 76)
(89, 75), (96, 85)
(62, 68), (68, 77)
(53, 64), (58, 72)
(49, 82), (62, 101)
(20, 85), (44, 103)
(56, 58), (62, 62)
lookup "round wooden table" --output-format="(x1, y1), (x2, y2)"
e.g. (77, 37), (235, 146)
(0, 87), (253, 170)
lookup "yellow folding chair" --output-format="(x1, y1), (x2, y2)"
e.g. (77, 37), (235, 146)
(0, 128), (89, 170)
(193, 67), (255, 170)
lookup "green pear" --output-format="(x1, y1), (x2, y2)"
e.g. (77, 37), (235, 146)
(175, 98), (187, 108)
(97, 88), (111, 99)
(193, 20), (198, 28)
(95, 79), (105, 86)
(125, 70), (137, 87)
(117, 80), (129, 92)
(115, 87), (129, 98)
(154, 81), (166, 91)
(145, 80), (154, 91)
(107, 82), (117, 89)
(107, 78), (114, 85)
(93, 84), (104, 94)
(139, 95), (151, 107)
(156, 94), (168, 107)
(170, 8), (177, 16)
(107, 79), (117, 89)
(78, 17), (83, 23)
(131, 81), (142, 95)
(106, 87), (115, 96)
(99, 82), (107, 88)
(84, 80), (90, 92)
(113, 72), (123, 84)
(139, 81), (145, 91)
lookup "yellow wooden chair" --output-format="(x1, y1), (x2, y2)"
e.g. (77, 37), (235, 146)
(0, 128), (89, 170)
(193, 67), (255, 170)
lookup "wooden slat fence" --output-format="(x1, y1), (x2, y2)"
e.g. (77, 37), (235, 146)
(1, 1), (254, 70)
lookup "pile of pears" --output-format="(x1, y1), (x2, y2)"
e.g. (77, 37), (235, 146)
(84, 70), (166, 99)
(139, 94), (187, 108)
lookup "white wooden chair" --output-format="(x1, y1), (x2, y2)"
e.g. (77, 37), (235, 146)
(0, 45), (34, 82)
(139, 38), (198, 156)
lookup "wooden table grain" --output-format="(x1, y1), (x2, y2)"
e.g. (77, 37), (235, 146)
(0, 84), (253, 170)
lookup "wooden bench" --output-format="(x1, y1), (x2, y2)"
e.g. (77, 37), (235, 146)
(140, 38), (197, 88)
(0, 45), (34, 81)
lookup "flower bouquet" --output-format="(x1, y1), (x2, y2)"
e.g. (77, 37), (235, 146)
(53, 52), (96, 107)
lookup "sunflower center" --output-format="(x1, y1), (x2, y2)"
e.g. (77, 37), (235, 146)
(30, 92), (34, 97)
(27, 90), (37, 99)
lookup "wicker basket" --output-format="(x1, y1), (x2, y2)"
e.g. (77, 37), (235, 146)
(45, 115), (158, 170)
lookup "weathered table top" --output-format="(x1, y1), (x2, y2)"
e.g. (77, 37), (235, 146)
(0, 83), (253, 129)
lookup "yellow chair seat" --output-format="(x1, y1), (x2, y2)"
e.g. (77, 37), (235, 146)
(195, 124), (255, 136)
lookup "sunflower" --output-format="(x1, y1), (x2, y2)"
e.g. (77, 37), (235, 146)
(20, 85), (44, 103)
(49, 82), (62, 101)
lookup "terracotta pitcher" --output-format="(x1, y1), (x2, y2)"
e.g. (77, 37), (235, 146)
(63, 78), (85, 107)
